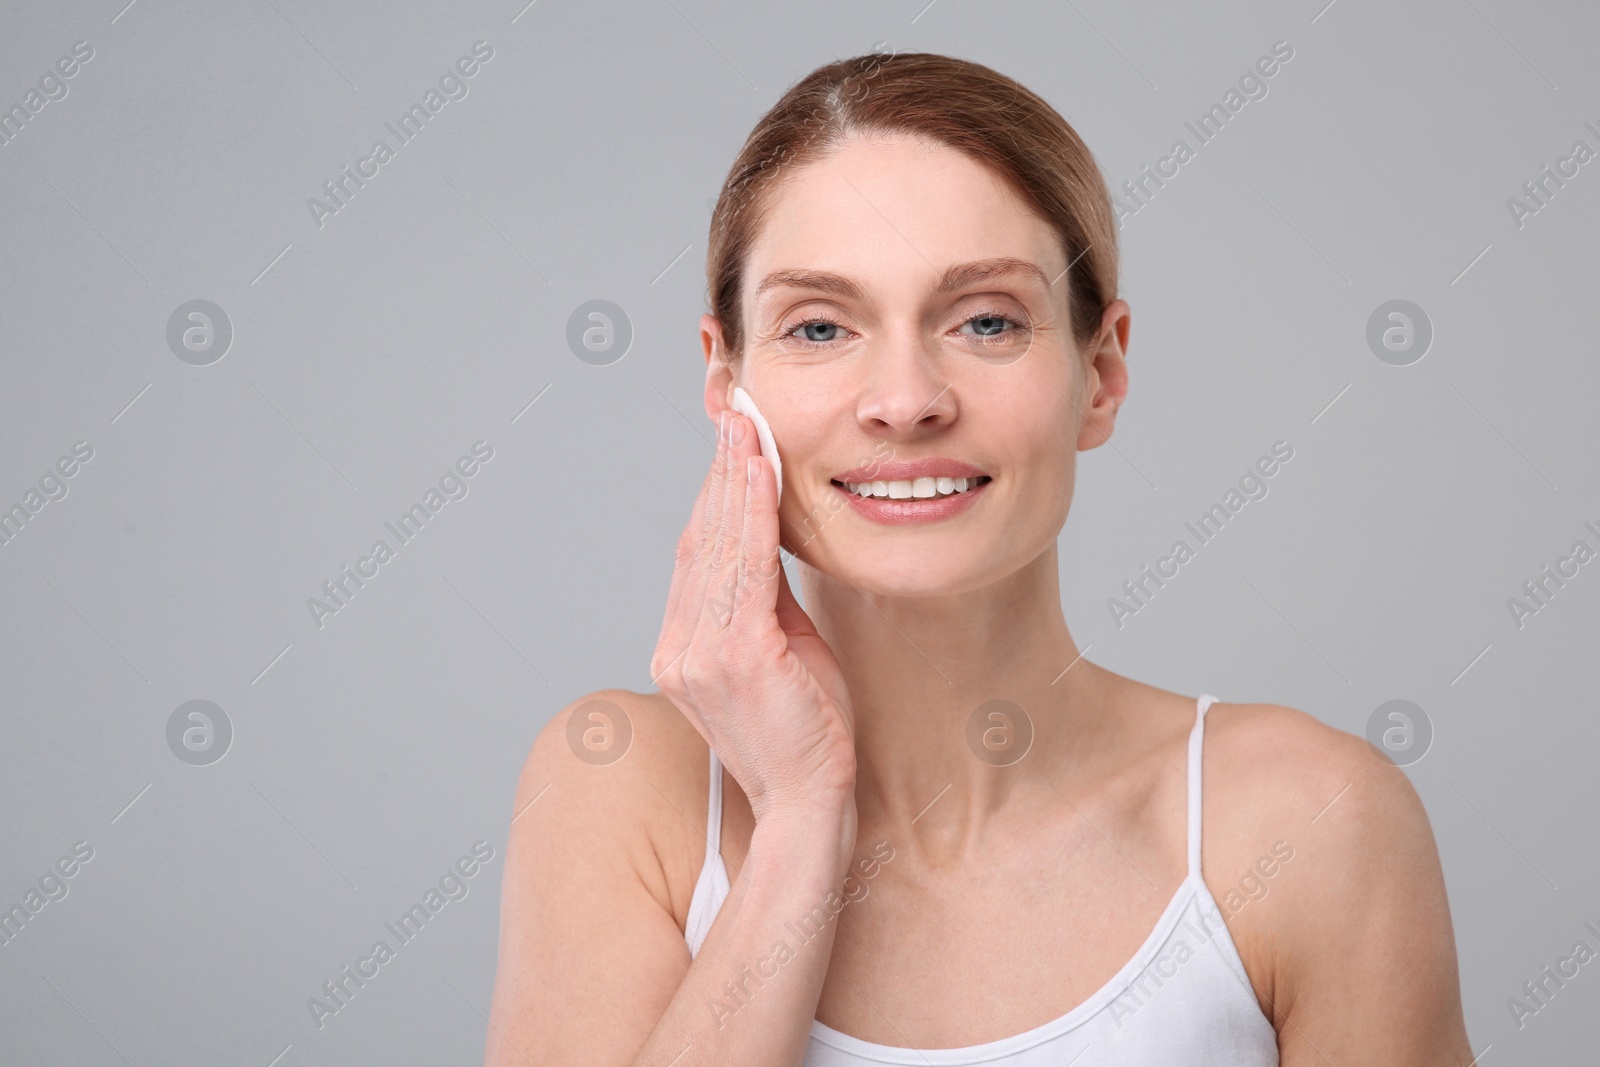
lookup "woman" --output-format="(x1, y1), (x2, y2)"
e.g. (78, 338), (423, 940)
(485, 52), (1473, 1065)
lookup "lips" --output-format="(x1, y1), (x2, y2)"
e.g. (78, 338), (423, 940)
(830, 474), (991, 524)
(821, 456), (994, 525)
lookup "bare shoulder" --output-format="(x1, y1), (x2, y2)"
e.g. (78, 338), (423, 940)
(1200, 700), (1440, 914)
(510, 687), (714, 924)
(1202, 700), (1422, 835)
(486, 688), (721, 1063)
(486, 687), (719, 1063)
(1200, 701), (1470, 1062)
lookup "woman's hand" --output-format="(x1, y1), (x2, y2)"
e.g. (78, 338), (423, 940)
(651, 408), (857, 825)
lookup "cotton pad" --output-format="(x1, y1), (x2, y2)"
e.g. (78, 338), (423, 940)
(730, 385), (782, 504)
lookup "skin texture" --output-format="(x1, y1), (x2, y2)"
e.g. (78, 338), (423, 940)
(484, 133), (1474, 1065)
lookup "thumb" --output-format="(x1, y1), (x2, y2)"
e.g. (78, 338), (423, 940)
(772, 558), (819, 639)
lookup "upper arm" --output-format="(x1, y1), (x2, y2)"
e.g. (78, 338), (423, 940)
(1245, 713), (1474, 1065)
(484, 690), (697, 1067)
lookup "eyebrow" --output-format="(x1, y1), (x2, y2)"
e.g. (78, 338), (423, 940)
(754, 256), (1053, 303)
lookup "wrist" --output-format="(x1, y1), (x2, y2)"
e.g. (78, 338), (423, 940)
(749, 797), (858, 878)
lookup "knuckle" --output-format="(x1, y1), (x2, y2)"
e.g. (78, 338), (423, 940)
(756, 547), (783, 581)
(710, 593), (739, 629)
(678, 652), (709, 692)
(674, 531), (697, 568)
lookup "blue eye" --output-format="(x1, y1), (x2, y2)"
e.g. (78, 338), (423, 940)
(793, 321), (842, 343)
(962, 313), (1019, 338)
(781, 311), (1029, 348)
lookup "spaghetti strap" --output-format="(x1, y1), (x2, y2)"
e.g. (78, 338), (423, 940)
(1187, 694), (1218, 878)
(794, 691), (1280, 1060)
(683, 747), (731, 959)
(705, 747), (724, 864)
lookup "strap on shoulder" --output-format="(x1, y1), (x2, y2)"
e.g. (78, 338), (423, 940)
(706, 747), (723, 863)
(1187, 694), (1218, 878)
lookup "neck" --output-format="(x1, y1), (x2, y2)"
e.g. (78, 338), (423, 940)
(798, 544), (1111, 856)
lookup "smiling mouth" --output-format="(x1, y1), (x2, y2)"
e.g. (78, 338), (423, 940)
(832, 475), (993, 500)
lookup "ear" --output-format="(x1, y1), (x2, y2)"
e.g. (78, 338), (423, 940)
(1076, 299), (1131, 452)
(701, 313), (737, 423)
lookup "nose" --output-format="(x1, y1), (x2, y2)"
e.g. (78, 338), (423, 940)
(854, 331), (958, 437)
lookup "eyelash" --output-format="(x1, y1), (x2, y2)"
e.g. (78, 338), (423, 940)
(780, 310), (1030, 348)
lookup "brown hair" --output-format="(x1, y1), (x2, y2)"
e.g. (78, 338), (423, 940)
(705, 49), (1119, 361)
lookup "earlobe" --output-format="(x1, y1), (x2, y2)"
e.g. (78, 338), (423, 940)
(702, 337), (738, 424)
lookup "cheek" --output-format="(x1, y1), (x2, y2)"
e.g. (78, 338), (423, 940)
(1015, 452), (1076, 545)
(1009, 403), (1078, 514)
(778, 481), (849, 559)
(766, 404), (853, 554)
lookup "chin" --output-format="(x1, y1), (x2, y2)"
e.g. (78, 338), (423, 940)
(800, 540), (1008, 598)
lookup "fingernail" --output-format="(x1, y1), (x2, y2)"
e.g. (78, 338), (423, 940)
(718, 410), (728, 446)
(730, 416), (746, 447)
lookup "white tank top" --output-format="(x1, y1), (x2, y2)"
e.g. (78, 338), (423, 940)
(683, 693), (1280, 1065)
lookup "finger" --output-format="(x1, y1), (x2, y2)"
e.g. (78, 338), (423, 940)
(701, 411), (755, 632)
(731, 452), (783, 633)
(653, 414), (728, 684)
(772, 555), (819, 640)
(653, 526), (706, 686)
(679, 409), (733, 603)
(659, 431), (718, 630)
(690, 410), (739, 626)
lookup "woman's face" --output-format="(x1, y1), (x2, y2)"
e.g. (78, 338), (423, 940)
(710, 132), (1126, 597)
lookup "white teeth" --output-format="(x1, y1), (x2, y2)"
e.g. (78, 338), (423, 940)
(842, 476), (986, 499)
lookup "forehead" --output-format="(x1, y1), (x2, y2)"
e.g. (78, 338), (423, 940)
(744, 133), (1063, 303)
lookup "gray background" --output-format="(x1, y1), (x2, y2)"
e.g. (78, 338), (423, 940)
(1, 0), (1595, 1063)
